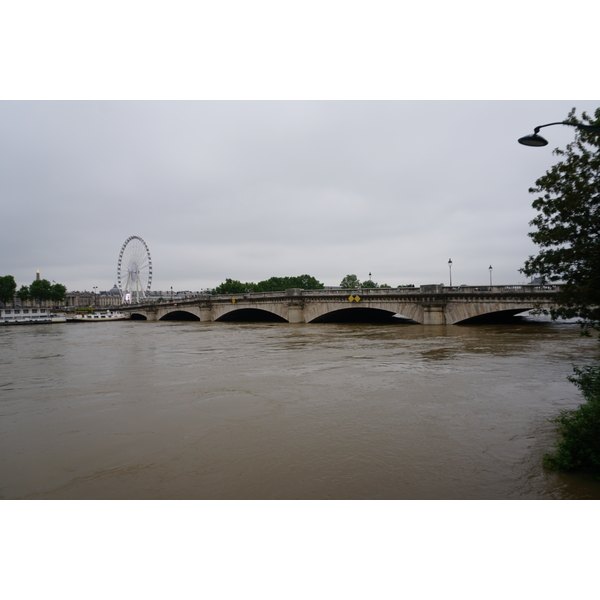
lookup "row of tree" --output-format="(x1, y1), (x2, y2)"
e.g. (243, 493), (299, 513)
(212, 274), (411, 294)
(214, 274), (325, 295)
(0, 275), (67, 306)
(339, 274), (393, 289)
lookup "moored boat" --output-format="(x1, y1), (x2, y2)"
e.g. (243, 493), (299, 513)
(69, 310), (131, 322)
(1, 307), (53, 325)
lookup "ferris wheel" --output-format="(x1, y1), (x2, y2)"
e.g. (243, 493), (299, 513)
(117, 236), (153, 303)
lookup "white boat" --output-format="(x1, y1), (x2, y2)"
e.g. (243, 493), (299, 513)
(1, 307), (53, 325)
(70, 310), (131, 322)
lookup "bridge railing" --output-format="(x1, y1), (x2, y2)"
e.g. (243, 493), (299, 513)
(210, 285), (560, 300)
(124, 284), (561, 308)
(441, 285), (560, 293)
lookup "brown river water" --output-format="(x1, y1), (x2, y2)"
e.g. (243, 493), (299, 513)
(1, 318), (599, 499)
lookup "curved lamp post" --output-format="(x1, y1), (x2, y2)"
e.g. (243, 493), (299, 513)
(518, 121), (600, 147)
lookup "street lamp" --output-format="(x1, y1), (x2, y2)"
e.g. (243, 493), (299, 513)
(171, 286), (173, 301)
(448, 258), (453, 287)
(518, 121), (600, 147)
(489, 265), (493, 286)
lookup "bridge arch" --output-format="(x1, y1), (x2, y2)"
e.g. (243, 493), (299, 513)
(304, 300), (425, 324)
(129, 312), (148, 320)
(456, 308), (532, 324)
(215, 308), (288, 322)
(159, 309), (200, 321)
(212, 302), (289, 322)
(444, 302), (534, 325)
(310, 307), (413, 324)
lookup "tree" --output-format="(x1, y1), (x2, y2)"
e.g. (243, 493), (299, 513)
(340, 274), (360, 289)
(361, 279), (378, 288)
(214, 278), (253, 294)
(29, 279), (54, 303)
(291, 274), (324, 290)
(215, 275), (325, 294)
(17, 285), (30, 303)
(254, 277), (288, 292)
(50, 283), (67, 306)
(521, 106), (600, 331)
(0, 275), (17, 305)
(521, 106), (600, 477)
(543, 364), (600, 476)
(255, 275), (324, 292)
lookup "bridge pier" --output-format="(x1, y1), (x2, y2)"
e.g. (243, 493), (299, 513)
(288, 305), (304, 324)
(200, 307), (213, 322)
(422, 304), (446, 325)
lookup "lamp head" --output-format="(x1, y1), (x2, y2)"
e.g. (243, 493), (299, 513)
(518, 133), (548, 147)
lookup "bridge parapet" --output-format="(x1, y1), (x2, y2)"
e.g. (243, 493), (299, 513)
(123, 284), (560, 308)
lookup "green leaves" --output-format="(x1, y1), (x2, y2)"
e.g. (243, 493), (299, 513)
(0, 275), (17, 304)
(29, 278), (53, 302)
(543, 364), (600, 476)
(340, 274), (361, 289)
(16, 285), (30, 302)
(10, 278), (67, 305)
(214, 275), (325, 294)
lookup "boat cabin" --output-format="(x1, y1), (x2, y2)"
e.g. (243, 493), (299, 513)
(0, 307), (52, 324)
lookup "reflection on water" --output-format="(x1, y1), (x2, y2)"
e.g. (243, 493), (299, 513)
(0, 318), (599, 499)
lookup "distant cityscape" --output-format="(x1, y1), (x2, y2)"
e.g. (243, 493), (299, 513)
(63, 286), (210, 308)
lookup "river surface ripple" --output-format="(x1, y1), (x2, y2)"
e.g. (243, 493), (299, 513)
(1, 319), (599, 499)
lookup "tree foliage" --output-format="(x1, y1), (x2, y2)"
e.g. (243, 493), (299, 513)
(214, 278), (249, 294)
(0, 275), (17, 304)
(340, 275), (391, 289)
(17, 279), (67, 305)
(521, 106), (600, 331)
(29, 279), (54, 302)
(17, 285), (30, 303)
(340, 274), (361, 289)
(214, 275), (325, 295)
(50, 283), (67, 304)
(543, 364), (600, 477)
(254, 275), (324, 292)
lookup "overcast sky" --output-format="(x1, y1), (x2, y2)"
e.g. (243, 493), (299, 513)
(2, 100), (599, 293)
(1, 3), (598, 294)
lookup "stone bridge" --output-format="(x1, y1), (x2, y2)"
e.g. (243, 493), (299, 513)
(124, 285), (561, 325)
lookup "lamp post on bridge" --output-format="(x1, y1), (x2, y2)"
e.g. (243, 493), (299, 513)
(518, 121), (600, 147)
(489, 265), (493, 287)
(448, 259), (453, 287)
